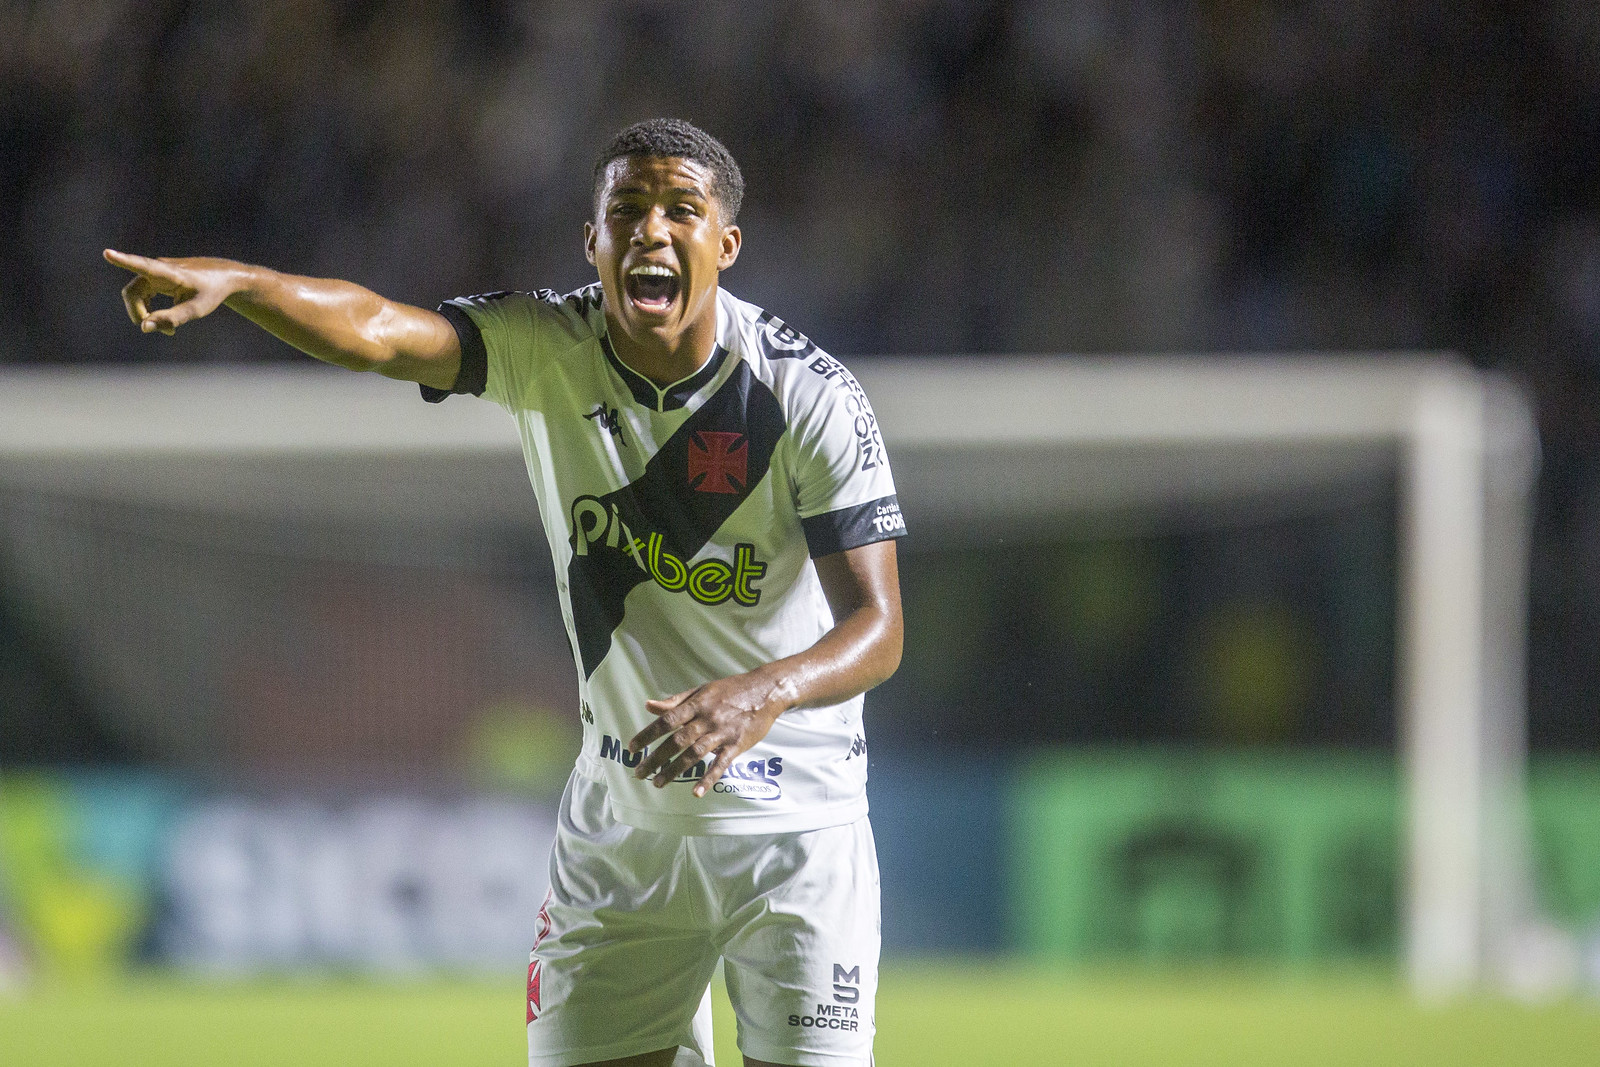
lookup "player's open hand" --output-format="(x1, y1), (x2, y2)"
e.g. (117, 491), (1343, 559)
(104, 249), (241, 336)
(628, 672), (793, 797)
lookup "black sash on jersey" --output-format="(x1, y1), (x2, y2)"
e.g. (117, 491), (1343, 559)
(567, 360), (787, 678)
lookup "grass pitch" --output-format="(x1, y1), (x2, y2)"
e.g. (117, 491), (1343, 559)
(2, 962), (1597, 1066)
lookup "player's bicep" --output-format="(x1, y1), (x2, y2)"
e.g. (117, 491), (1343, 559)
(373, 304), (462, 391)
(814, 540), (901, 623)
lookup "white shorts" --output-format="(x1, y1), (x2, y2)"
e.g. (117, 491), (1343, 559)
(527, 772), (879, 1067)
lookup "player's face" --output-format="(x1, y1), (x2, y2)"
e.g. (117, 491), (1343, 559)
(585, 155), (740, 355)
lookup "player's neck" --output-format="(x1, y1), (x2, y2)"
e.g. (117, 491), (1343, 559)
(604, 304), (720, 389)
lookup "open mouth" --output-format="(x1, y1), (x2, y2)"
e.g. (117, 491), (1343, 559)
(625, 264), (681, 314)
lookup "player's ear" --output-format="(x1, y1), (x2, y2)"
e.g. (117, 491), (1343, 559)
(583, 221), (598, 266)
(718, 225), (741, 270)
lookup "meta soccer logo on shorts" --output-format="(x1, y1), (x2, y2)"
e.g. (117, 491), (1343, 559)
(598, 735), (785, 799)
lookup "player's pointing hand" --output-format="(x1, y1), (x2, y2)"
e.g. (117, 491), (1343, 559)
(104, 249), (242, 336)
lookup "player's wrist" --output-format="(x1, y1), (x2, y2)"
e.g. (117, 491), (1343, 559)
(751, 665), (800, 719)
(219, 261), (273, 305)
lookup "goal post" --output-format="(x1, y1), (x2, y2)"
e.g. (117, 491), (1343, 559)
(858, 355), (1540, 996)
(0, 355), (1539, 994)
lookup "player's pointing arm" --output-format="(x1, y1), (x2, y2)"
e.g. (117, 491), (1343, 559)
(102, 250), (461, 391)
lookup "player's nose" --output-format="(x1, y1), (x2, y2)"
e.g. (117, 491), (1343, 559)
(630, 206), (669, 248)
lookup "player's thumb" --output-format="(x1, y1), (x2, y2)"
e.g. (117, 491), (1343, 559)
(141, 298), (205, 336)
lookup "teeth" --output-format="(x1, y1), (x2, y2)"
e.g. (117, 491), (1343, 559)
(629, 264), (676, 277)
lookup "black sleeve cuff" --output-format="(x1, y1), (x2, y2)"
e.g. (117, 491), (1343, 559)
(420, 302), (489, 403)
(801, 495), (907, 558)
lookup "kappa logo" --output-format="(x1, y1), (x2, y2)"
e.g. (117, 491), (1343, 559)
(584, 403), (627, 445)
(564, 287), (605, 317)
(845, 735), (867, 760)
(687, 430), (748, 494)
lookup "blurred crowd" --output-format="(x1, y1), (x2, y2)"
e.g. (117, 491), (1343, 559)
(2, 0), (1598, 750)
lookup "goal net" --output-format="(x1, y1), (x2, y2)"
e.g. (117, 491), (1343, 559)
(0, 355), (1538, 993)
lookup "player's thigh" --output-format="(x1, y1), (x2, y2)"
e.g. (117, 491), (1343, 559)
(717, 816), (880, 1067)
(533, 915), (717, 1046)
(532, 774), (720, 1062)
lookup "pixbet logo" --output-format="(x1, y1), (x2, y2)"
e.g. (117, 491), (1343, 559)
(569, 496), (767, 606)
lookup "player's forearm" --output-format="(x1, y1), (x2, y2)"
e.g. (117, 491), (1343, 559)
(630, 539), (903, 790)
(107, 249), (459, 387)
(755, 539), (904, 715)
(755, 598), (904, 716)
(223, 265), (430, 373)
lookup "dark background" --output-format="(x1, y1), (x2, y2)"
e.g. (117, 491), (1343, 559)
(2, 1), (1595, 760)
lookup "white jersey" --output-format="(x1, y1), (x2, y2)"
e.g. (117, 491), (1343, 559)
(425, 284), (906, 835)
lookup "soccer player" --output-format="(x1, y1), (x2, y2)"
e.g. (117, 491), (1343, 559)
(105, 118), (905, 1067)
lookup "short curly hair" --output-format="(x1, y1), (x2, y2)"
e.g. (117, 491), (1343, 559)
(592, 118), (744, 224)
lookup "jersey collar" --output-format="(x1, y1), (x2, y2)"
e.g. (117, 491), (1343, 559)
(599, 295), (734, 413)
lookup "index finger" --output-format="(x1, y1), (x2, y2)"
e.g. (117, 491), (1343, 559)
(692, 748), (737, 798)
(628, 688), (699, 754)
(103, 248), (168, 278)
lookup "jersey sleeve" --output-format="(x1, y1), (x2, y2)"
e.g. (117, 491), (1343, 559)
(420, 291), (546, 410)
(789, 361), (908, 558)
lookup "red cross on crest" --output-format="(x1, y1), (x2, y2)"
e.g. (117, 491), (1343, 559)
(687, 431), (748, 494)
